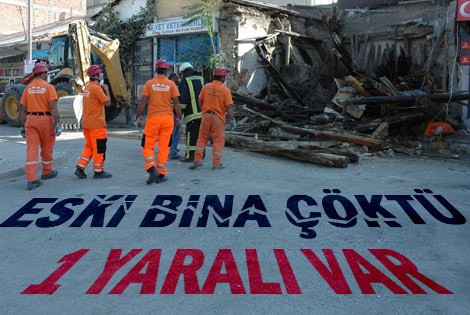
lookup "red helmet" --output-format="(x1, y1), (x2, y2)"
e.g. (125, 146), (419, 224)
(214, 67), (229, 76)
(87, 65), (102, 77)
(33, 63), (49, 75)
(155, 59), (170, 70)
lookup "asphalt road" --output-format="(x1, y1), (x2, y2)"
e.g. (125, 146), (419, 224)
(0, 123), (469, 315)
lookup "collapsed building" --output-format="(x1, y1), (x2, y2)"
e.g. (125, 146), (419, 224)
(213, 0), (469, 167)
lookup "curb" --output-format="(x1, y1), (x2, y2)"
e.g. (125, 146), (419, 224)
(107, 129), (142, 140)
(0, 150), (68, 181)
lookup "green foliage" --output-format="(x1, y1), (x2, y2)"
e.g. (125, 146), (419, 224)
(93, 0), (155, 71)
(183, 0), (225, 73)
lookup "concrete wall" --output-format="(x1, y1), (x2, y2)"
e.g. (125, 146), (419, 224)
(219, 2), (273, 94)
(156, 0), (200, 19)
(114, 0), (147, 21)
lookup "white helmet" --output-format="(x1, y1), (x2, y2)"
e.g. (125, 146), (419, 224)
(179, 62), (193, 72)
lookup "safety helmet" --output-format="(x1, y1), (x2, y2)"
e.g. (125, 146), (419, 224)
(87, 64), (102, 77)
(33, 63), (49, 75)
(179, 62), (193, 72)
(214, 67), (229, 76)
(155, 59), (170, 70)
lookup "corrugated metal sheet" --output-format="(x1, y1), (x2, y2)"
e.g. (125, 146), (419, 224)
(338, 0), (400, 9)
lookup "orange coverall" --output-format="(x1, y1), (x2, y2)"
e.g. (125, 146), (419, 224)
(20, 78), (58, 182)
(194, 80), (233, 167)
(76, 81), (109, 173)
(141, 75), (180, 176)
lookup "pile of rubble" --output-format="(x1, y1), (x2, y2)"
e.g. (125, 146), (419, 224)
(225, 8), (468, 168)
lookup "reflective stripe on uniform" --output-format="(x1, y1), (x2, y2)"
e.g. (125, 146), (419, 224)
(183, 76), (204, 124)
(145, 161), (156, 168)
(26, 161), (39, 165)
(157, 163), (167, 172)
(41, 160), (52, 164)
(184, 112), (202, 124)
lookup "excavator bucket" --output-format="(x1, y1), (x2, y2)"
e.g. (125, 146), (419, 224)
(57, 95), (83, 130)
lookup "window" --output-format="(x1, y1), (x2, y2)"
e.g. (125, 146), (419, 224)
(48, 36), (67, 68)
(157, 34), (218, 69)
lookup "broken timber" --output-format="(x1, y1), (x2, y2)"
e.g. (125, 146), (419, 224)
(242, 106), (384, 149)
(254, 42), (308, 108)
(225, 134), (349, 168)
(335, 92), (470, 106)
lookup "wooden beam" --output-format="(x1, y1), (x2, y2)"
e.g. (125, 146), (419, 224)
(335, 92), (470, 106)
(242, 106), (384, 149)
(226, 134), (349, 168)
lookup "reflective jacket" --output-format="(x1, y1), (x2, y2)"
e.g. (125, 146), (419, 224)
(179, 71), (204, 124)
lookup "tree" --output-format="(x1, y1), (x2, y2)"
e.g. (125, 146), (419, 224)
(183, 0), (226, 72)
(93, 0), (156, 72)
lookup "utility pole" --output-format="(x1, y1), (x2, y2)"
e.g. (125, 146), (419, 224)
(28, 0), (32, 60)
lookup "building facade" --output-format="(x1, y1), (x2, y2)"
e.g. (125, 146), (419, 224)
(0, 0), (87, 85)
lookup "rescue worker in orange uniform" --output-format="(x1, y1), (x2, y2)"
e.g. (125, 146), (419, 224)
(19, 63), (61, 190)
(190, 67), (236, 170)
(74, 65), (112, 179)
(135, 59), (183, 184)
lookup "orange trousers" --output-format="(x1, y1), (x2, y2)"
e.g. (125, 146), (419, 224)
(194, 113), (225, 167)
(141, 114), (173, 175)
(24, 115), (56, 182)
(77, 128), (108, 173)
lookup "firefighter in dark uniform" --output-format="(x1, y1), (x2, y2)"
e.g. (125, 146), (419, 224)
(178, 62), (204, 162)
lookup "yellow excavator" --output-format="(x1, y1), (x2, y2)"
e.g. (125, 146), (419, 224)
(1, 20), (131, 127)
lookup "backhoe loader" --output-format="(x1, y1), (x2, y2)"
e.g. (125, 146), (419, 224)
(1, 20), (131, 127)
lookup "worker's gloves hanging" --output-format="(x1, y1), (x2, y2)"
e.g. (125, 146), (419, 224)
(55, 123), (62, 137)
(135, 116), (144, 128)
(20, 127), (26, 138)
(230, 118), (237, 131)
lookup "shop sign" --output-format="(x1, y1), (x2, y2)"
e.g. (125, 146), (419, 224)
(146, 17), (208, 36)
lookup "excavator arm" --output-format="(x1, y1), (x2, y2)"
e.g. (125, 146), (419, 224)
(69, 20), (131, 108)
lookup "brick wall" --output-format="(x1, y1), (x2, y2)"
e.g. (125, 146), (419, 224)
(0, 0), (85, 36)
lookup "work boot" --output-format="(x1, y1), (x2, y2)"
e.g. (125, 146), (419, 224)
(93, 171), (112, 179)
(170, 155), (181, 160)
(27, 180), (42, 190)
(155, 174), (167, 183)
(189, 161), (203, 169)
(212, 164), (225, 170)
(74, 168), (87, 179)
(179, 157), (193, 163)
(146, 168), (158, 184)
(41, 170), (58, 180)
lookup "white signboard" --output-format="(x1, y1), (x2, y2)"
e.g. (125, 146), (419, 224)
(24, 60), (35, 74)
(146, 17), (207, 36)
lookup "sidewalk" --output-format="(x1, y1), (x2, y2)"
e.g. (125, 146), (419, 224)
(0, 124), (144, 181)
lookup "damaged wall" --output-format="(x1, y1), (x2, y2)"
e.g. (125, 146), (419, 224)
(338, 0), (453, 89)
(218, 2), (271, 94)
(219, 0), (333, 110)
(336, 0), (467, 127)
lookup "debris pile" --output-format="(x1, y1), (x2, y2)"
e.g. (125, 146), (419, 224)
(226, 7), (467, 168)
